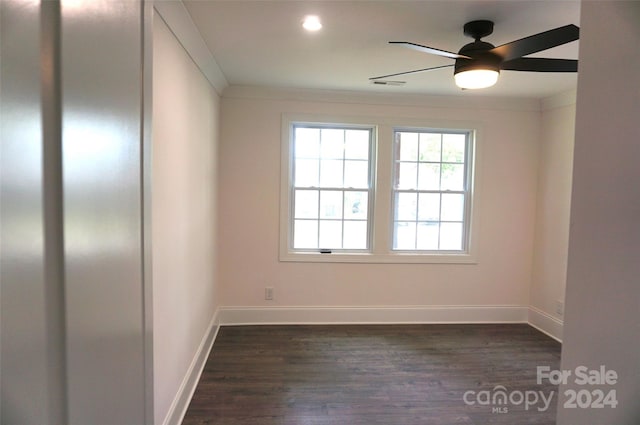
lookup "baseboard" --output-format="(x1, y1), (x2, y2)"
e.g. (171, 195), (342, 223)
(162, 309), (221, 425)
(528, 306), (563, 342)
(218, 305), (528, 325)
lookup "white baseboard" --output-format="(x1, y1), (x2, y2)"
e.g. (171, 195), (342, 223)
(218, 305), (529, 326)
(162, 309), (221, 425)
(528, 306), (563, 342)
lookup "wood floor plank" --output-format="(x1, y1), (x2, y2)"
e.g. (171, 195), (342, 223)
(182, 324), (561, 425)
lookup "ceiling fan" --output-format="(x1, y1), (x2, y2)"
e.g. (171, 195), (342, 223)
(371, 20), (579, 89)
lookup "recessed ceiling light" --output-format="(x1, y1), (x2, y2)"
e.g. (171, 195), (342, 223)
(302, 15), (322, 32)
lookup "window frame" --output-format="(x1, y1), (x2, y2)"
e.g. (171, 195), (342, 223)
(280, 114), (480, 264)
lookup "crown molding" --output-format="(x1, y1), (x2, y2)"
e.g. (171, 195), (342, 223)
(223, 85), (543, 112)
(154, 1), (228, 95)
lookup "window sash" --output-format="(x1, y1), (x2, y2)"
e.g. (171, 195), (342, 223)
(391, 129), (473, 253)
(290, 124), (375, 252)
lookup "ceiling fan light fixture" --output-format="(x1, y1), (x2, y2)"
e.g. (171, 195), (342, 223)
(374, 21), (579, 91)
(454, 68), (499, 89)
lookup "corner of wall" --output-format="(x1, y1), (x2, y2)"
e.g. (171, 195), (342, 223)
(529, 86), (576, 341)
(541, 89), (577, 111)
(153, 1), (228, 94)
(528, 307), (563, 342)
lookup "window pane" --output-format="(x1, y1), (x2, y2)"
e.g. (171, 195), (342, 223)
(319, 220), (342, 248)
(294, 220), (318, 249)
(442, 134), (466, 163)
(440, 163), (464, 191)
(394, 222), (416, 250)
(419, 133), (441, 162)
(345, 130), (369, 159)
(397, 162), (417, 189)
(344, 191), (368, 220)
(291, 125), (473, 256)
(320, 129), (344, 158)
(418, 193), (440, 221)
(396, 192), (417, 221)
(417, 222), (439, 250)
(319, 159), (343, 187)
(294, 190), (318, 219)
(398, 132), (419, 161)
(418, 163), (440, 190)
(441, 193), (464, 221)
(295, 128), (320, 158)
(343, 221), (367, 249)
(440, 222), (463, 250)
(344, 160), (368, 188)
(320, 190), (343, 219)
(294, 159), (319, 187)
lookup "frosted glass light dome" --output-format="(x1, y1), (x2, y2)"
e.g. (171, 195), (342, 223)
(454, 69), (499, 89)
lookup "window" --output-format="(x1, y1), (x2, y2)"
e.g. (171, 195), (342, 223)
(290, 124), (374, 251)
(392, 130), (472, 252)
(280, 115), (478, 263)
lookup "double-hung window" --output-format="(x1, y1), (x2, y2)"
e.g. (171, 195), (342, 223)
(290, 124), (374, 251)
(392, 129), (472, 252)
(281, 115), (477, 263)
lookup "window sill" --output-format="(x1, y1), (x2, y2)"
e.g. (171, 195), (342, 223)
(279, 251), (478, 264)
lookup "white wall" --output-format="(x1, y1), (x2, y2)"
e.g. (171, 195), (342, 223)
(219, 87), (541, 317)
(152, 14), (220, 425)
(529, 91), (576, 339)
(558, 2), (640, 423)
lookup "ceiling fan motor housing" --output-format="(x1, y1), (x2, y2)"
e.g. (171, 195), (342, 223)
(454, 41), (502, 75)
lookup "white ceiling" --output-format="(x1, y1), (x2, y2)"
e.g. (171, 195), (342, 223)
(183, 0), (581, 98)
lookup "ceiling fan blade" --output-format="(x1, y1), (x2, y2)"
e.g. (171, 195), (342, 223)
(501, 57), (578, 72)
(390, 41), (470, 60)
(370, 64), (454, 81)
(490, 24), (579, 62)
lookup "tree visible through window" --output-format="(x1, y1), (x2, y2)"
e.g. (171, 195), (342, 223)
(392, 130), (472, 251)
(291, 125), (374, 251)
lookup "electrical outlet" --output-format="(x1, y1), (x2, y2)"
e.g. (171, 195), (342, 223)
(265, 287), (274, 301)
(555, 300), (564, 316)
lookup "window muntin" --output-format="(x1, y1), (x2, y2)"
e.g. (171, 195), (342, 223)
(392, 130), (472, 252)
(291, 124), (374, 251)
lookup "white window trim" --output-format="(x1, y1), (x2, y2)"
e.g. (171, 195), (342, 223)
(280, 113), (482, 264)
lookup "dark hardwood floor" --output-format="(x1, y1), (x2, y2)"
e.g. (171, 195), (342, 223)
(182, 324), (561, 425)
